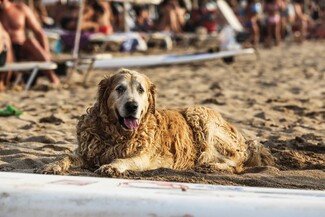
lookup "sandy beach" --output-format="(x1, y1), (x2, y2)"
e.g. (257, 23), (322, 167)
(0, 40), (324, 190)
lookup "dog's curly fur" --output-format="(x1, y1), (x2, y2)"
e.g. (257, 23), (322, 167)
(41, 68), (274, 176)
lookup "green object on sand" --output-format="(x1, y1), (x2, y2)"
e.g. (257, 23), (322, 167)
(0, 105), (23, 116)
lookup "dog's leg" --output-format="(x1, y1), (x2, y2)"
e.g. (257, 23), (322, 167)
(39, 154), (85, 175)
(95, 154), (158, 177)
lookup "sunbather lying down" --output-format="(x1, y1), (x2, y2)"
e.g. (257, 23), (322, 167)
(0, 0), (60, 88)
(60, 0), (113, 34)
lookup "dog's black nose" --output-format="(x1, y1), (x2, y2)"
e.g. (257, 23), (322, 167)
(125, 101), (138, 114)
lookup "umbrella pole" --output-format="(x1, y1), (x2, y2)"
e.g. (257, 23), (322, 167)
(123, 2), (129, 32)
(67, 0), (85, 83)
(72, 0), (85, 59)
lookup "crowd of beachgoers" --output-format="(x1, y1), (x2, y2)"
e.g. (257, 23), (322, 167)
(0, 0), (325, 90)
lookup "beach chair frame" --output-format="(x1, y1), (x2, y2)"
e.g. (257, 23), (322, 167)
(0, 62), (57, 91)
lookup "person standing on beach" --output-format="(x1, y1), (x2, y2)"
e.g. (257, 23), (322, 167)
(264, 0), (282, 46)
(243, 0), (261, 47)
(0, 0), (60, 87)
(156, 0), (186, 33)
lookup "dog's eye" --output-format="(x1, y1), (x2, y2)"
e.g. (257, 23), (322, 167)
(116, 86), (126, 94)
(138, 86), (144, 94)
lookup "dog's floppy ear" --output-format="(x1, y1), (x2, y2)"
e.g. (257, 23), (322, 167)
(97, 75), (112, 113)
(149, 83), (156, 114)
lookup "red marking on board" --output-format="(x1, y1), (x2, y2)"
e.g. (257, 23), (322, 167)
(119, 180), (189, 191)
(48, 179), (96, 186)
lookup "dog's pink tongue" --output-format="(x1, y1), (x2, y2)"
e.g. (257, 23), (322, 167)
(124, 118), (139, 130)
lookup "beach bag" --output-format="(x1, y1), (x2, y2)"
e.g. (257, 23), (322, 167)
(0, 45), (7, 66)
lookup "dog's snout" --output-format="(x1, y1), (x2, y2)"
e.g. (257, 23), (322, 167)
(125, 101), (138, 113)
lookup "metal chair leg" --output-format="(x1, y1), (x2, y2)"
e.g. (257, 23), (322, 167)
(83, 59), (95, 85)
(25, 68), (39, 91)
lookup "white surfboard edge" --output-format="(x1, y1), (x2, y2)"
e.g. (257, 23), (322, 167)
(1, 172), (325, 217)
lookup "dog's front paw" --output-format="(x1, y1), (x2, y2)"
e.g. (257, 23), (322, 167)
(95, 164), (128, 177)
(38, 163), (65, 175)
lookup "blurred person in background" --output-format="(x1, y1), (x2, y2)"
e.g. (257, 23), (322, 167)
(33, 0), (55, 27)
(156, 0), (186, 33)
(279, 0), (296, 40)
(0, 23), (14, 91)
(60, 0), (113, 33)
(292, 0), (308, 42)
(311, 0), (325, 38)
(84, 0), (113, 34)
(0, 0), (60, 86)
(243, 0), (262, 46)
(264, 0), (282, 46)
(132, 5), (154, 32)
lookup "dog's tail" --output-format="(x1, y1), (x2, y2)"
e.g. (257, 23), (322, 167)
(244, 140), (275, 167)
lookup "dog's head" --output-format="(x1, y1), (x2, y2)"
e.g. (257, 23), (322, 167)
(97, 68), (156, 131)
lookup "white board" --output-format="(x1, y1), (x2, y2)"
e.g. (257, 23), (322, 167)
(1, 172), (325, 217)
(217, 0), (244, 32)
(90, 48), (254, 69)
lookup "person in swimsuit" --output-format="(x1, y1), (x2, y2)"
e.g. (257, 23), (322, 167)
(264, 0), (282, 46)
(292, 0), (308, 42)
(313, 0), (325, 38)
(0, 0), (60, 87)
(132, 5), (154, 32)
(60, 0), (113, 34)
(156, 0), (186, 33)
(89, 0), (113, 34)
(0, 23), (14, 91)
(243, 0), (261, 46)
(279, 0), (295, 39)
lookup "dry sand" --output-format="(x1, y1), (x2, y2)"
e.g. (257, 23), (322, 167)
(0, 40), (325, 190)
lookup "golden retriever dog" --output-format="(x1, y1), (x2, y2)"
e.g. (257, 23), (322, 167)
(42, 68), (273, 176)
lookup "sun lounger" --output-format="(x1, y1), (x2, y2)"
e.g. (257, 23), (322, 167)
(89, 32), (148, 52)
(0, 61), (57, 91)
(65, 53), (112, 84)
(89, 32), (175, 52)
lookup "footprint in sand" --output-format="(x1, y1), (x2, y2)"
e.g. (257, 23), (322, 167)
(19, 124), (34, 130)
(305, 110), (325, 120)
(201, 98), (226, 105)
(242, 166), (280, 175)
(22, 135), (57, 144)
(273, 104), (306, 116)
(39, 115), (64, 125)
(35, 144), (72, 152)
(209, 82), (222, 90)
